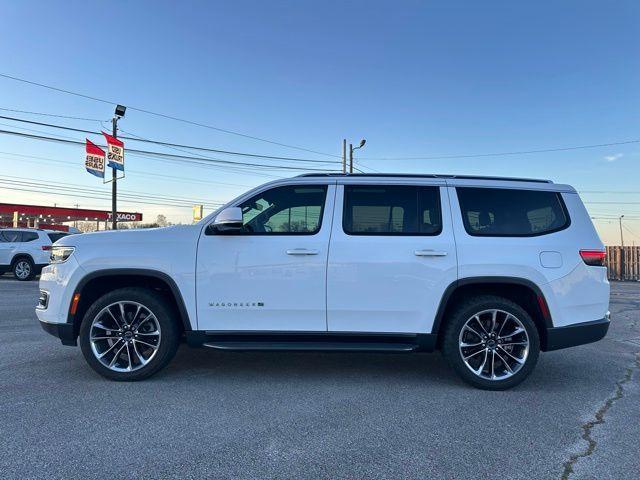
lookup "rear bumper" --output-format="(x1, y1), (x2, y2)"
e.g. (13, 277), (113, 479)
(39, 320), (77, 346)
(544, 316), (610, 351)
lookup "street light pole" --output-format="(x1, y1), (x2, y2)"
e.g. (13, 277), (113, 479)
(349, 139), (366, 174)
(110, 104), (126, 230)
(111, 116), (118, 230)
(349, 143), (353, 173)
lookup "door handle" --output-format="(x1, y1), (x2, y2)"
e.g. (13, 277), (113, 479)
(414, 249), (448, 257)
(286, 249), (319, 255)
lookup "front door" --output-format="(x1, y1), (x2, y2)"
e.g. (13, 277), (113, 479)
(327, 182), (457, 334)
(196, 182), (335, 331)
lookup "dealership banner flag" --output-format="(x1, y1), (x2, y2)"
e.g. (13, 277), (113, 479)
(85, 139), (106, 178)
(102, 132), (125, 171)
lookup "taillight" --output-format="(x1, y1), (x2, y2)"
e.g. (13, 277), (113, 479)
(41, 245), (52, 251)
(580, 250), (606, 266)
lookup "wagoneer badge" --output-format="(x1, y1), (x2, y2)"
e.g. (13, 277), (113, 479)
(209, 302), (264, 307)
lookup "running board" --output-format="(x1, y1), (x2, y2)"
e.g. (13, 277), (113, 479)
(202, 341), (418, 352)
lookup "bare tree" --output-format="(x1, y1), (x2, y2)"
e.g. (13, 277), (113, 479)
(156, 214), (169, 227)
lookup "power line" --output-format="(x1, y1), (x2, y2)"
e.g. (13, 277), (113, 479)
(0, 185), (208, 210)
(0, 150), (254, 189)
(581, 190), (640, 194)
(0, 179), (223, 209)
(359, 140), (640, 161)
(0, 72), (339, 157)
(0, 174), (224, 206)
(623, 224), (640, 239)
(0, 128), (337, 172)
(0, 114), (340, 164)
(0, 107), (106, 122)
(0, 180), (223, 209)
(584, 201), (640, 205)
(0, 122), (287, 179)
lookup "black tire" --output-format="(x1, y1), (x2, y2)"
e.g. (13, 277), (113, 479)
(441, 295), (540, 390)
(79, 287), (180, 381)
(12, 257), (35, 281)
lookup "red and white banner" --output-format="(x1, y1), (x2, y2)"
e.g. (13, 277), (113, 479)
(102, 132), (125, 171)
(85, 139), (106, 178)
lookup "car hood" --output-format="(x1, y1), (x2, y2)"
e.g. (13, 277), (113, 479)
(55, 225), (200, 248)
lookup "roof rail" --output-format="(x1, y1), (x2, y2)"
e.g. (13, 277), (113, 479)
(296, 173), (552, 183)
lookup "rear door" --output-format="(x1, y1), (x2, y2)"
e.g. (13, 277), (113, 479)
(326, 180), (457, 334)
(0, 231), (21, 266)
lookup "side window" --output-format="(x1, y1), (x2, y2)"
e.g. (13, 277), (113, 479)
(456, 187), (569, 236)
(22, 232), (39, 242)
(238, 185), (328, 235)
(343, 185), (442, 235)
(0, 231), (21, 242)
(47, 233), (68, 243)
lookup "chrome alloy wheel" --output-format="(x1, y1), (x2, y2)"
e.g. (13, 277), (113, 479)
(89, 301), (162, 372)
(14, 260), (31, 279)
(458, 309), (530, 381)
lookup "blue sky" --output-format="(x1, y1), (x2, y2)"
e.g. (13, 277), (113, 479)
(1, 1), (639, 243)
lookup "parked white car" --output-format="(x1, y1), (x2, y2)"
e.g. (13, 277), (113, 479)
(0, 228), (69, 280)
(36, 174), (610, 389)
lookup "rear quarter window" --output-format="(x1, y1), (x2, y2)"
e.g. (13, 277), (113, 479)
(21, 232), (39, 242)
(47, 233), (68, 243)
(456, 187), (569, 237)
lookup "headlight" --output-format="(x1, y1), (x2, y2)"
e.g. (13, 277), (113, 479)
(50, 246), (75, 264)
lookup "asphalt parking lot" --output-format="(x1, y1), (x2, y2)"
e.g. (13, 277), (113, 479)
(0, 277), (639, 480)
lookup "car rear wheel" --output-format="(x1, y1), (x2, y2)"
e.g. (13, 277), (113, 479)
(441, 295), (540, 390)
(12, 257), (35, 281)
(79, 287), (180, 381)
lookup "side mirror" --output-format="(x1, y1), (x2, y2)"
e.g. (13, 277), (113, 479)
(207, 207), (243, 234)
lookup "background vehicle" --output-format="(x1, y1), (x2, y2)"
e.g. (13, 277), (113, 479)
(0, 228), (69, 280)
(36, 174), (610, 389)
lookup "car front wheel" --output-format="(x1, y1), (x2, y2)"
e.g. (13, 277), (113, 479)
(13, 257), (35, 281)
(441, 295), (540, 390)
(79, 287), (180, 381)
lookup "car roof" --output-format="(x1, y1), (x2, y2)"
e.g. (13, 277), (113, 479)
(296, 173), (575, 193)
(298, 173), (553, 183)
(0, 228), (46, 233)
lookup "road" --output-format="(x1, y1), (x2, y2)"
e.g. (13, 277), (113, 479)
(0, 276), (638, 479)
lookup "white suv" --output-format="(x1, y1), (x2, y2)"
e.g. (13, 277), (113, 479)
(36, 174), (610, 389)
(0, 229), (69, 280)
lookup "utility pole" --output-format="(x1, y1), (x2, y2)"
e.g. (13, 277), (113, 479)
(342, 139), (347, 173)
(619, 215), (625, 279)
(111, 116), (118, 230)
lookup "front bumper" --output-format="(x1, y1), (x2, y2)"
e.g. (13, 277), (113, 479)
(544, 316), (610, 351)
(39, 320), (77, 346)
